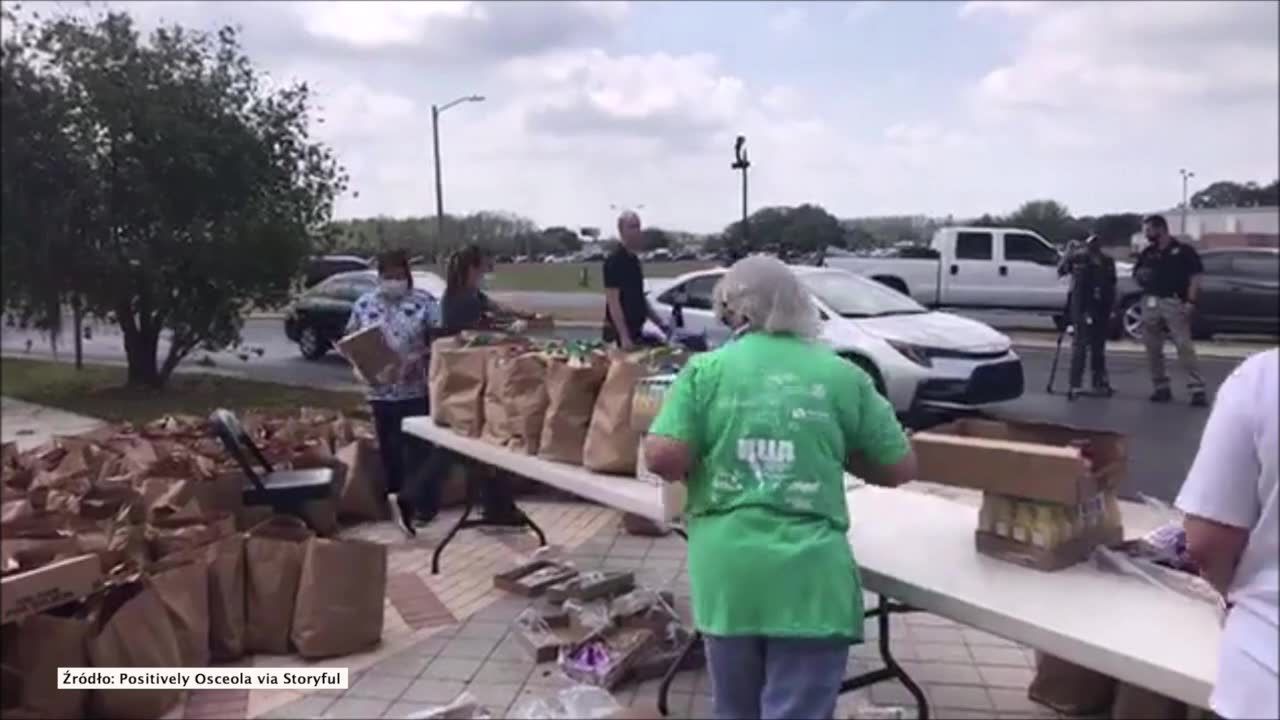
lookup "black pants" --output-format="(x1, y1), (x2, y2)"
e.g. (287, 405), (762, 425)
(1068, 311), (1109, 389)
(369, 397), (431, 500)
(416, 447), (516, 519)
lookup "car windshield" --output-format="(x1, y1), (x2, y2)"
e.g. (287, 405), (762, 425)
(801, 271), (927, 318)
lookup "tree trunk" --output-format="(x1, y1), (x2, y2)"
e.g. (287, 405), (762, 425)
(71, 298), (84, 370)
(121, 321), (162, 388)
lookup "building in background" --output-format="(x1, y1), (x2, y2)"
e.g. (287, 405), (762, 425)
(1130, 205), (1279, 254)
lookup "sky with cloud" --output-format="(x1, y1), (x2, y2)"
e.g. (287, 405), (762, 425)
(19, 1), (1280, 234)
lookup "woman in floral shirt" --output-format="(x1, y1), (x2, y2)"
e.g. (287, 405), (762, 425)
(345, 250), (440, 537)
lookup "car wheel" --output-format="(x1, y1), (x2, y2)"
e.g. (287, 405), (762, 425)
(298, 326), (328, 360)
(847, 355), (887, 397)
(1120, 297), (1144, 342)
(873, 276), (910, 297)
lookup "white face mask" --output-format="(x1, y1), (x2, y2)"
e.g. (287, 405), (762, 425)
(380, 279), (408, 298)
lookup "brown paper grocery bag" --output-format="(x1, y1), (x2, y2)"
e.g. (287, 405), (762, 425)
(150, 556), (211, 667)
(146, 508), (236, 560)
(203, 533), (246, 661)
(333, 440), (388, 521)
(539, 355), (609, 465)
(290, 537), (387, 659)
(1028, 652), (1115, 716)
(583, 352), (651, 474)
(245, 516), (313, 654)
(481, 347), (518, 448)
(86, 577), (185, 719)
(2, 611), (91, 719)
(504, 352), (550, 456)
(429, 337), (489, 436)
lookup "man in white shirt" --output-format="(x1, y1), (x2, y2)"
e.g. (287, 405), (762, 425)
(1176, 348), (1278, 719)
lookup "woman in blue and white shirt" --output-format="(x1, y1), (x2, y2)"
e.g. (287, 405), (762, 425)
(345, 249), (440, 537)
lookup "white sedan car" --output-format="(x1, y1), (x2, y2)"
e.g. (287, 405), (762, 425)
(646, 266), (1025, 414)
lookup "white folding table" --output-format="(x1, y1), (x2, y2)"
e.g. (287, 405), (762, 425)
(403, 417), (1219, 716)
(847, 484), (1218, 710)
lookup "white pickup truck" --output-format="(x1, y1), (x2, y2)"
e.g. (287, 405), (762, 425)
(825, 226), (1072, 315)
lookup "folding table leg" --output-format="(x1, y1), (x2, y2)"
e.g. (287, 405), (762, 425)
(431, 488), (476, 575)
(840, 596), (930, 719)
(657, 524), (691, 717)
(657, 631), (702, 717)
(515, 505), (548, 547)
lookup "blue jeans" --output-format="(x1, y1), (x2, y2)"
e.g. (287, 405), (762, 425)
(703, 635), (850, 720)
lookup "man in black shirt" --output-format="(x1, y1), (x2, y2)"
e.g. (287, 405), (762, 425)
(603, 210), (670, 349)
(1057, 234), (1117, 399)
(1134, 214), (1206, 406)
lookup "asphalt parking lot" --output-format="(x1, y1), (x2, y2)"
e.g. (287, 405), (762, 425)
(2, 313), (1262, 504)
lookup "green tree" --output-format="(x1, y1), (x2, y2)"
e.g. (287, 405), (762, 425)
(1005, 200), (1087, 244)
(0, 11), (98, 367)
(640, 227), (672, 251)
(1191, 180), (1280, 209)
(2, 9), (347, 387)
(723, 204), (844, 253)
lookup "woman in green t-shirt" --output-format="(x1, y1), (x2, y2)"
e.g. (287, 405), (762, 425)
(644, 256), (917, 720)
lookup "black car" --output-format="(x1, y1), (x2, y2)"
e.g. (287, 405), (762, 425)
(284, 270), (446, 360)
(302, 255), (372, 289)
(1112, 247), (1279, 341)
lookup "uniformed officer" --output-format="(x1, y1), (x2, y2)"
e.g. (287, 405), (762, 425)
(1133, 214), (1207, 406)
(1057, 234), (1116, 400)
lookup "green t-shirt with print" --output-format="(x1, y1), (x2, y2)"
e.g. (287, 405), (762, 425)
(649, 332), (909, 640)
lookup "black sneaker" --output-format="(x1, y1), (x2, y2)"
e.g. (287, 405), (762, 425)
(1067, 387), (1080, 402)
(1149, 388), (1173, 403)
(413, 510), (438, 528)
(393, 500), (417, 538)
(1190, 391), (1209, 408)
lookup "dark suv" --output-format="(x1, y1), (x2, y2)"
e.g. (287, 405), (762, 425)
(302, 255), (372, 289)
(1112, 248), (1279, 340)
(284, 270), (446, 360)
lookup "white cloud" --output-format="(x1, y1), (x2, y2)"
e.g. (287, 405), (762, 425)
(846, 1), (886, 24)
(8, 1), (1276, 230)
(769, 6), (808, 35)
(964, 1), (1278, 115)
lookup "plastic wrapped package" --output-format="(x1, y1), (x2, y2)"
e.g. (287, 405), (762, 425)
(563, 597), (611, 631)
(508, 685), (620, 720)
(404, 692), (492, 719)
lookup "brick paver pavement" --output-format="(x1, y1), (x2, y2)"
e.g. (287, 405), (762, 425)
(168, 483), (1150, 719)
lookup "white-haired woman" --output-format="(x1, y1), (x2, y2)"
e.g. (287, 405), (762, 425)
(644, 256), (917, 720)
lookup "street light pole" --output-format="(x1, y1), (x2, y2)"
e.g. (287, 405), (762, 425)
(431, 94), (485, 260)
(1179, 168), (1195, 238)
(731, 135), (750, 261)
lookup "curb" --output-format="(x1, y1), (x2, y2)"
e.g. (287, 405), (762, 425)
(1007, 333), (1261, 360)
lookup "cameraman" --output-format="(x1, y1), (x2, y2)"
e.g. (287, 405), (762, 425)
(1057, 234), (1116, 400)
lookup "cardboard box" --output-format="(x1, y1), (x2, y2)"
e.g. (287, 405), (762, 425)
(568, 571), (635, 602)
(1, 554), (100, 625)
(559, 626), (656, 690)
(912, 419), (1127, 505)
(336, 324), (400, 383)
(493, 560), (578, 597)
(975, 491), (1124, 571)
(514, 616), (592, 663)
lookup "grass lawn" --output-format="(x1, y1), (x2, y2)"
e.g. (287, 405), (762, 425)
(1, 358), (364, 425)
(420, 260), (714, 292)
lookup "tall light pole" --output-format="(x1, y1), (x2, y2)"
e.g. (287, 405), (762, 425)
(432, 94), (485, 259)
(730, 135), (750, 262)
(1179, 168), (1195, 238)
